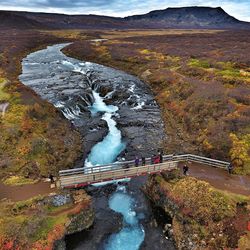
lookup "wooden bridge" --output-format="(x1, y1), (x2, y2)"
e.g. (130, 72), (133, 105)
(58, 154), (230, 189)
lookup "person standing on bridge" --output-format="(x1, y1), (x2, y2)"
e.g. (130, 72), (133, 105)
(141, 156), (146, 166)
(154, 155), (160, 164)
(158, 150), (163, 163)
(151, 155), (155, 164)
(135, 156), (140, 167)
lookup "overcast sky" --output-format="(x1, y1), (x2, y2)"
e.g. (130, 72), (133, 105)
(0, 0), (249, 21)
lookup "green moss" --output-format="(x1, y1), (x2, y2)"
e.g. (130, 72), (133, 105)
(46, 203), (72, 214)
(155, 175), (164, 183)
(188, 59), (211, 69)
(140, 49), (151, 54)
(219, 69), (241, 78)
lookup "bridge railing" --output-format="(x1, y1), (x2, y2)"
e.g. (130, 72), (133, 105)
(59, 161), (179, 188)
(59, 154), (230, 178)
(59, 154), (176, 177)
(172, 154), (229, 168)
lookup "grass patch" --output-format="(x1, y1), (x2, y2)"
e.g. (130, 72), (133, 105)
(238, 231), (250, 250)
(0, 78), (10, 101)
(215, 61), (249, 80)
(31, 214), (67, 242)
(12, 195), (44, 214)
(217, 189), (250, 204)
(3, 175), (38, 186)
(140, 49), (151, 54)
(171, 177), (237, 222)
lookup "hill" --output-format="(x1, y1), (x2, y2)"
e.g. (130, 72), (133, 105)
(0, 7), (249, 30)
(125, 7), (249, 29)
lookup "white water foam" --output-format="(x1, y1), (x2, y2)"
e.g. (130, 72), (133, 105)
(89, 91), (118, 115)
(85, 112), (125, 166)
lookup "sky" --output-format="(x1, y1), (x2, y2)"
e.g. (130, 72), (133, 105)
(0, 0), (249, 21)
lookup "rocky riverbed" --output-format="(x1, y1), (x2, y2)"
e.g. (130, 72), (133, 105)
(19, 43), (165, 161)
(65, 177), (175, 250)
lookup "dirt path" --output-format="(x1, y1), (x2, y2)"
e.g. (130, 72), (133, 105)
(0, 181), (56, 202)
(1, 163), (249, 202)
(179, 162), (250, 196)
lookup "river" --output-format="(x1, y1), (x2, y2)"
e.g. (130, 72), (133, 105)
(19, 43), (175, 250)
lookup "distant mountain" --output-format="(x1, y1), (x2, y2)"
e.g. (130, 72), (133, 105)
(0, 7), (249, 30)
(125, 7), (249, 29)
(0, 11), (125, 29)
(0, 11), (47, 29)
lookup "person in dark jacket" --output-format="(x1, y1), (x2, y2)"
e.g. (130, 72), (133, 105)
(49, 174), (54, 183)
(135, 156), (140, 167)
(158, 150), (163, 163)
(124, 149), (128, 157)
(141, 157), (146, 166)
(183, 165), (189, 176)
(227, 163), (233, 174)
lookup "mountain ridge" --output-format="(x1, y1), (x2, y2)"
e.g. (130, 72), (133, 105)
(0, 6), (249, 30)
(125, 6), (246, 29)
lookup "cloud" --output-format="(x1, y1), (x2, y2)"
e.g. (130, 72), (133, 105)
(0, 0), (249, 21)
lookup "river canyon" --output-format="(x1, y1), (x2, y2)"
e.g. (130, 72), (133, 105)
(19, 43), (175, 250)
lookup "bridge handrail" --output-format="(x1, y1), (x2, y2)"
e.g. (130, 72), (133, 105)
(59, 161), (179, 188)
(62, 161), (179, 179)
(59, 154), (230, 177)
(186, 154), (229, 167)
(59, 154), (175, 176)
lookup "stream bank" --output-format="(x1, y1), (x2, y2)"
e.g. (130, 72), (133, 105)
(65, 177), (175, 250)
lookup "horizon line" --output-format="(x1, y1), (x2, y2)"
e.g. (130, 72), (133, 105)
(0, 6), (249, 22)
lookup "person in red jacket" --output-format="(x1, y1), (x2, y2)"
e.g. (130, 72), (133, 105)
(154, 155), (160, 164)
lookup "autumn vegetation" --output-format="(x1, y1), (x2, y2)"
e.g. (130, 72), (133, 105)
(146, 171), (250, 249)
(64, 30), (250, 174)
(0, 29), (100, 249)
(0, 190), (92, 250)
(0, 29), (89, 182)
(0, 27), (249, 249)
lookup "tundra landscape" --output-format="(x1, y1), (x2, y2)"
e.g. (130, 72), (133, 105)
(0, 4), (250, 250)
